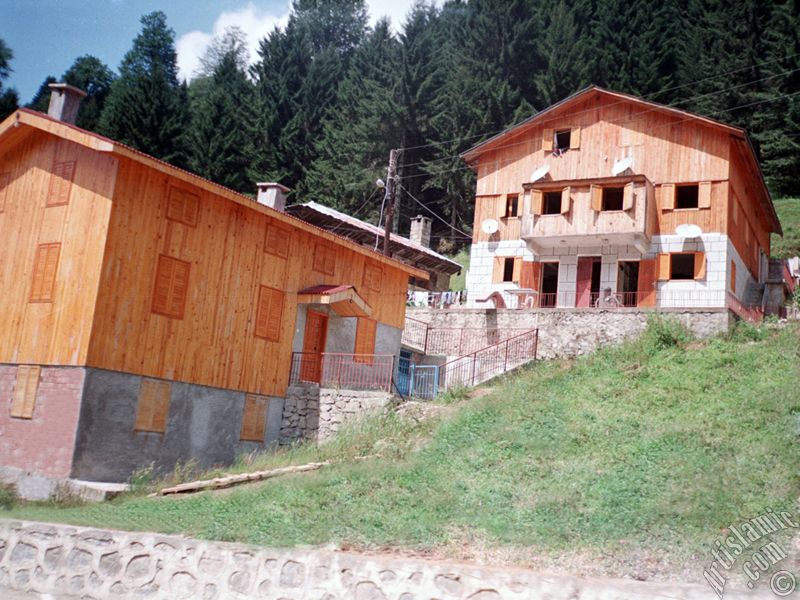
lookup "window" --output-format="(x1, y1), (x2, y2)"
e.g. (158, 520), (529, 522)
(166, 186), (199, 227)
(29, 243), (61, 303)
(240, 394), (268, 442)
(134, 379), (170, 433)
(730, 260), (737, 293)
(502, 257), (515, 282)
(313, 242), (336, 275)
(255, 285), (284, 341)
(675, 184), (699, 209)
(10, 365), (40, 419)
(602, 187), (624, 211)
(670, 253), (696, 280)
(151, 255), (190, 319)
(504, 194), (519, 218)
(46, 161), (75, 207)
(543, 191), (562, 215)
(264, 222), (291, 258)
(554, 129), (571, 152)
(543, 127), (580, 153)
(354, 318), (377, 363)
(0, 172), (10, 212)
(363, 263), (382, 292)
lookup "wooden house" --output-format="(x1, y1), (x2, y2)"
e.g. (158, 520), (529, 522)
(461, 87), (781, 314)
(0, 87), (425, 489)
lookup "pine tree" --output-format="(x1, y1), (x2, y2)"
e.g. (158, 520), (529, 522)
(0, 39), (19, 120)
(64, 56), (115, 131)
(27, 76), (58, 112)
(99, 11), (189, 166)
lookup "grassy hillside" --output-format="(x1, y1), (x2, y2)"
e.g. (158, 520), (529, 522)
(773, 197), (800, 258)
(6, 320), (799, 581)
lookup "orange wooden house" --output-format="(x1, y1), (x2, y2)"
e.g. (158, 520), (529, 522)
(0, 86), (425, 489)
(461, 87), (781, 314)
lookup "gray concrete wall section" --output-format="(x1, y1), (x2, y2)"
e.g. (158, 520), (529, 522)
(71, 368), (284, 483)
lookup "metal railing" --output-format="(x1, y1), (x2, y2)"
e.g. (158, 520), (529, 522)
(288, 352), (395, 392)
(425, 327), (532, 356)
(401, 316), (429, 350)
(726, 292), (764, 323)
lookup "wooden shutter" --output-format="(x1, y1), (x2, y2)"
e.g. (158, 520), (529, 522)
(240, 394), (268, 442)
(364, 263), (382, 292)
(698, 181), (712, 209)
(637, 259), (657, 307)
(29, 242), (61, 303)
(520, 262), (542, 292)
(354, 318), (377, 363)
(590, 185), (603, 212)
(492, 257), (505, 283)
(656, 253), (671, 281)
(569, 126), (581, 149)
(622, 182), (635, 211)
(542, 128), (554, 152)
(135, 379), (170, 433)
(560, 186), (571, 214)
(166, 186), (199, 227)
(661, 184), (675, 210)
(264, 222), (291, 258)
(46, 161), (75, 207)
(693, 252), (706, 279)
(0, 172), (10, 212)
(512, 257), (522, 283)
(10, 365), (41, 419)
(255, 285), (284, 341)
(313, 243), (336, 275)
(152, 255), (191, 319)
(531, 189), (543, 215)
(730, 260), (737, 292)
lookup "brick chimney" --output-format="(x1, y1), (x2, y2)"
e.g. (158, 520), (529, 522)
(47, 83), (87, 124)
(256, 182), (290, 212)
(409, 215), (432, 248)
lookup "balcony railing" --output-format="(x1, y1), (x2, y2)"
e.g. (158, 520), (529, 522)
(289, 352), (395, 392)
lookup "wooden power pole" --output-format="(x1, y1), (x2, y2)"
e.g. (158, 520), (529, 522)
(382, 148), (399, 256)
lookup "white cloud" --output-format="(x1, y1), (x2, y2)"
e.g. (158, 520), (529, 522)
(176, 1), (421, 82)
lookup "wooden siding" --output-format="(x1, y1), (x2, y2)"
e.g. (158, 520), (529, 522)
(0, 132), (117, 365)
(87, 156), (409, 397)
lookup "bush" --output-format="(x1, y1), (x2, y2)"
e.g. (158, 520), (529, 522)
(437, 383), (471, 404)
(0, 483), (17, 510)
(728, 319), (769, 343)
(640, 316), (693, 354)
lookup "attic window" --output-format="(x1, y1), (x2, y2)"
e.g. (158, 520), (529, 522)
(554, 130), (571, 152)
(543, 192), (562, 215)
(670, 253), (695, 280)
(505, 194), (519, 218)
(602, 187), (625, 211)
(675, 184), (699, 209)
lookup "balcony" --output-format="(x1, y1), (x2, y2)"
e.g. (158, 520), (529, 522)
(520, 176), (653, 253)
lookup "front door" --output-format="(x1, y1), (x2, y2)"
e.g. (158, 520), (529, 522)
(576, 257), (601, 307)
(300, 310), (328, 383)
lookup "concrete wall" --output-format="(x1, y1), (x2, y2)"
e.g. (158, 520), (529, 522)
(0, 519), (752, 600)
(0, 365), (85, 479)
(71, 368), (284, 483)
(292, 305), (403, 358)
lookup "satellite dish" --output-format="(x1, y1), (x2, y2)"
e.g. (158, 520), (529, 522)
(530, 163), (550, 182)
(612, 156), (633, 176)
(481, 219), (499, 235)
(676, 223), (703, 238)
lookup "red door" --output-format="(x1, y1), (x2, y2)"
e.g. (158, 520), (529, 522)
(300, 310), (328, 383)
(576, 257), (600, 307)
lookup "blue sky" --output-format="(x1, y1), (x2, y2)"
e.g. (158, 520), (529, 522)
(1, 0), (416, 103)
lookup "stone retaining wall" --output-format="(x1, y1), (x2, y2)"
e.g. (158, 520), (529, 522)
(0, 519), (759, 599)
(279, 385), (394, 444)
(407, 308), (732, 360)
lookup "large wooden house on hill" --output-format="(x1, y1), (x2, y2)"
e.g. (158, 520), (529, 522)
(461, 86), (782, 314)
(0, 85), (425, 491)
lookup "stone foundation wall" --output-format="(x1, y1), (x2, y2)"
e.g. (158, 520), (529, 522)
(407, 308), (732, 360)
(280, 385), (394, 444)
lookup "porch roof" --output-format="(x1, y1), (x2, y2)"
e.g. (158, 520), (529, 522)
(296, 284), (372, 318)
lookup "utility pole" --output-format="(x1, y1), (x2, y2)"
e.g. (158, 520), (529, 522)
(383, 148), (399, 256)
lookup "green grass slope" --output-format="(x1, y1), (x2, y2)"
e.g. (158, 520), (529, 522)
(773, 197), (800, 258)
(6, 320), (800, 580)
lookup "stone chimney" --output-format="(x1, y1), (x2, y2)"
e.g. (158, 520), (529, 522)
(409, 215), (432, 248)
(256, 182), (290, 212)
(47, 83), (87, 124)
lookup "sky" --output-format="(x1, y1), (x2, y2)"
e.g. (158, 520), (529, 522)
(1, 0), (420, 104)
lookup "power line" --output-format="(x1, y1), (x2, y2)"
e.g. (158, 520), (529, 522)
(397, 182), (473, 239)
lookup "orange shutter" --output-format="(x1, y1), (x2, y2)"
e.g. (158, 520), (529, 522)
(135, 379), (171, 433)
(730, 260), (737, 292)
(492, 257), (505, 283)
(264, 223), (291, 258)
(498, 195), (508, 218)
(531, 190), (543, 215)
(560, 186), (571, 214)
(661, 184), (675, 210)
(656, 253), (671, 281)
(590, 185), (603, 212)
(569, 126), (581, 149)
(255, 286), (284, 342)
(542, 128), (554, 152)
(240, 394), (268, 442)
(166, 186), (200, 227)
(0, 172), (10, 212)
(313, 243), (336, 275)
(520, 262), (542, 291)
(364, 263), (382, 292)
(637, 259), (657, 307)
(152, 255), (190, 319)
(512, 257), (522, 283)
(46, 161), (76, 207)
(698, 181), (712, 209)
(29, 243), (61, 303)
(694, 252), (706, 279)
(355, 318), (377, 363)
(622, 182), (634, 211)
(10, 365), (41, 419)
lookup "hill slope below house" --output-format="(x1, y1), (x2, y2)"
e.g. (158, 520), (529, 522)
(7, 321), (800, 583)
(773, 197), (800, 258)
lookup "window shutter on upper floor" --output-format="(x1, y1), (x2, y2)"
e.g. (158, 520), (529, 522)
(152, 255), (190, 319)
(623, 182), (635, 211)
(520, 262), (542, 291)
(656, 253), (671, 280)
(313, 243), (336, 275)
(531, 190), (543, 215)
(661, 184), (675, 210)
(166, 186), (200, 227)
(590, 185), (603, 212)
(264, 222), (291, 258)
(698, 181), (712, 209)
(30, 243), (61, 303)
(694, 252), (706, 279)
(255, 285), (284, 342)
(542, 128), (554, 152)
(560, 187), (571, 214)
(512, 257), (522, 283)
(569, 126), (581, 149)
(47, 161), (75, 207)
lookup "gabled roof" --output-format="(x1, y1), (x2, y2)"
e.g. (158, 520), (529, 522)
(0, 109), (429, 280)
(460, 86), (781, 235)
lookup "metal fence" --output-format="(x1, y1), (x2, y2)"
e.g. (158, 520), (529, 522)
(401, 316), (429, 351)
(288, 352), (395, 392)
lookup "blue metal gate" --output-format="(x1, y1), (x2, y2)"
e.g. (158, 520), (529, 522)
(396, 350), (412, 396)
